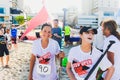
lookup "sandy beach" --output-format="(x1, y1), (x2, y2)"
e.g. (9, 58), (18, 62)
(0, 42), (32, 80)
(0, 41), (71, 80)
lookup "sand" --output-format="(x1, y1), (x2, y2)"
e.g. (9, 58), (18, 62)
(0, 41), (69, 80)
(0, 42), (31, 80)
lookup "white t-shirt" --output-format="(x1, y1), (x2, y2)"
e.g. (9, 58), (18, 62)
(103, 35), (120, 80)
(93, 27), (104, 50)
(32, 38), (60, 80)
(68, 45), (112, 80)
(5, 33), (11, 42)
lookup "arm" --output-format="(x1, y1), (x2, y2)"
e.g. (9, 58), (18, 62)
(28, 54), (36, 80)
(53, 28), (62, 39)
(66, 62), (76, 80)
(57, 51), (65, 59)
(16, 22), (27, 29)
(104, 66), (114, 80)
(107, 51), (114, 65)
(53, 33), (61, 39)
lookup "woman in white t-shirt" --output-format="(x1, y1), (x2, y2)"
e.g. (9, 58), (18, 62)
(102, 19), (120, 80)
(28, 23), (64, 80)
(66, 26), (114, 80)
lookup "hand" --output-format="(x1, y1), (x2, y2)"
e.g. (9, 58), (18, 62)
(59, 51), (65, 59)
(54, 33), (58, 37)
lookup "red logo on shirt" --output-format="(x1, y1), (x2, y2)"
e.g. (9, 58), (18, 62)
(37, 52), (51, 64)
(72, 59), (92, 76)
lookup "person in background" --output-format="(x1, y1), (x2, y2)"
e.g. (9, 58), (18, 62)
(28, 23), (64, 80)
(1, 23), (6, 34)
(66, 26), (114, 80)
(5, 29), (12, 50)
(0, 27), (10, 70)
(80, 26), (83, 29)
(93, 21), (104, 52)
(64, 25), (71, 47)
(11, 24), (18, 50)
(52, 19), (62, 48)
(102, 19), (120, 80)
(18, 31), (28, 41)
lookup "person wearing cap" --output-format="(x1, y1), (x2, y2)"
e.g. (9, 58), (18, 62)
(66, 26), (114, 80)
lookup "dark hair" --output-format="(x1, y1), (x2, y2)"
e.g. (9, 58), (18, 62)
(41, 23), (52, 30)
(103, 20), (120, 40)
(53, 19), (58, 22)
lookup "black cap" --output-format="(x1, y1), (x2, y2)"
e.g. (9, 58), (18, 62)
(79, 26), (97, 34)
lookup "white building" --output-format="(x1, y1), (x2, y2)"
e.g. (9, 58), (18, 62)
(0, 0), (11, 26)
(92, 0), (119, 25)
(0, 0), (24, 27)
(77, 0), (120, 27)
(79, 0), (93, 15)
(66, 7), (78, 25)
(78, 15), (98, 28)
(11, 0), (23, 10)
(10, 0), (24, 25)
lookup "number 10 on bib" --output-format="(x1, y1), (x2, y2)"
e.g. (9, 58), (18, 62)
(36, 64), (51, 75)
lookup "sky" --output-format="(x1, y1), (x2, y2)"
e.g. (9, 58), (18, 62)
(24, 0), (82, 13)
(24, 0), (120, 14)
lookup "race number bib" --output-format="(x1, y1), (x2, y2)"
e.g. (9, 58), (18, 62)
(36, 64), (51, 75)
(76, 77), (84, 80)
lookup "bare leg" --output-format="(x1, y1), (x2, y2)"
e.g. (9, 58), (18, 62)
(13, 44), (18, 53)
(6, 55), (9, 66)
(14, 44), (17, 49)
(0, 57), (4, 66)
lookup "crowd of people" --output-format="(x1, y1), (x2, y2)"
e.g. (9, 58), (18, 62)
(28, 19), (120, 80)
(0, 18), (120, 80)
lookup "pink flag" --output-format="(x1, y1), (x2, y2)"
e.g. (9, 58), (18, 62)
(20, 6), (49, 39)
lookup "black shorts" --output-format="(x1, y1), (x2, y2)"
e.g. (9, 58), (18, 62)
(11, 37), (17, 44)
(0, 47), (9, 57)
(65, 35), (70, 42)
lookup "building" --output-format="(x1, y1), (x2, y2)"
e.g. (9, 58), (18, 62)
(79, 0), (93, 15)
(78, 15), (98, 28)
(66, 7), (78, 26)
(92, 0), (119, 25)
(0, 0), (23, 28)
(10, 0), (23, 25)
(0, 0), (11, 27)
(77, 0), (120, 27)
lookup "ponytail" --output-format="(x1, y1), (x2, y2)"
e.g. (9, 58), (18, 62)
(103, 19), (120, 41)
(112, 31), (120, 40)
